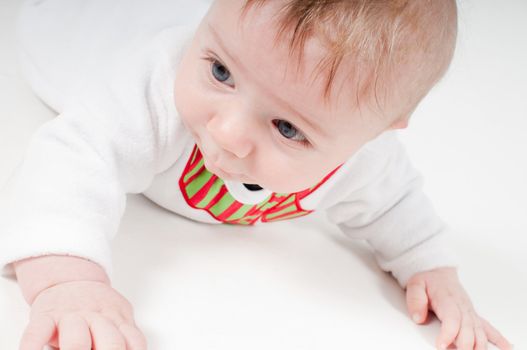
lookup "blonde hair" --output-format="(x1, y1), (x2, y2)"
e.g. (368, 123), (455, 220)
(242, 0), (458, 117)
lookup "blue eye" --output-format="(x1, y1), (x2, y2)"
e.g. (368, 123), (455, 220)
(276, 120), (297, 138)
(273, 119), (309, 146)
(211, 61), (231, 83)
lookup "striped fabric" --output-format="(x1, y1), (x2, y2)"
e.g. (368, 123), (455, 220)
(179, 145), (339, 225)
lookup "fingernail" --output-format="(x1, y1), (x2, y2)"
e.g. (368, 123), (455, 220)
(412, 313), (421, 323)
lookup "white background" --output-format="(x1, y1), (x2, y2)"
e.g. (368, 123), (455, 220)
(1, 0), (526, 349)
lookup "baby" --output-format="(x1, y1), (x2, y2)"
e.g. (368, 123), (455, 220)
(0, 0), (513, 349)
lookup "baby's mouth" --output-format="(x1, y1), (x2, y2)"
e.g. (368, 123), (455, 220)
(243, 183), (263, 191)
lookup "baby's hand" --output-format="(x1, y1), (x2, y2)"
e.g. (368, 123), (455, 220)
(406, 267), (512, 350)
(19, 280), (147, 350)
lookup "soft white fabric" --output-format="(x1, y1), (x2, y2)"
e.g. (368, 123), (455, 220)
(0, 0), (457, 288)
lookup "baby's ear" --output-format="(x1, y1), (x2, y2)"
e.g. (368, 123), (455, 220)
(388, 117), (409, 130)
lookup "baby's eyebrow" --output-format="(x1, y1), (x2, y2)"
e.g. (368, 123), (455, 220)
(208, 23), (246, 75)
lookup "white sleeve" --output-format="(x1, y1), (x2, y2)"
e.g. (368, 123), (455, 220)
(325, 134), (458, 289)
(0, 28), (191, 279)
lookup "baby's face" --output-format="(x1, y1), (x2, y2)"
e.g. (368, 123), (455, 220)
(174, 0), (405, 193)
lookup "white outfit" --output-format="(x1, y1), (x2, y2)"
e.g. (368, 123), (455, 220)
(0, 0), (457, 288)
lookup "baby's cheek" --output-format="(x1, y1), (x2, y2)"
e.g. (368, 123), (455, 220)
(174, 57), (208, 120)
(173, 77), (190, 117)
(175, 82), (206, 125)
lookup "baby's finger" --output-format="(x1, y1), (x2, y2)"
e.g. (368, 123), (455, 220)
(474, 319), (488, 350)
(454, 313), (475, 350)
(58, 313), (92, 350)
(433, 298), (461, 349)
(100, 308), (147, 349)
(406, 279), (429, 324)
(88, 314), (126, 350)
(481, 317), (513, 350)
(119, 323), (148, 350)
(19, 315), (56, 350)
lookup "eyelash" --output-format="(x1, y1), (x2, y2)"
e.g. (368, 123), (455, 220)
(200, 52), (312, 149)
(272, 120), (311, 149)
(201, 52), (230, 86)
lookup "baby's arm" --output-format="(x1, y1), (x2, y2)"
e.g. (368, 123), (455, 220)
(0, 28), (189, 349)
(14, 255), (146, 349)
(14, 255), (109, 305)
(326, 133), (512, 349)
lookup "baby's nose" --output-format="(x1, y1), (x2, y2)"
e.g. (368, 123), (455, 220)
(206, 115), (253, 159)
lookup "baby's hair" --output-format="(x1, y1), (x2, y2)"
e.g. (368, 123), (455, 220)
(241, 0), (458, 118)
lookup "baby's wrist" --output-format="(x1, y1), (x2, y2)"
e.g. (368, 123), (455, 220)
(13, 254), (110, 305)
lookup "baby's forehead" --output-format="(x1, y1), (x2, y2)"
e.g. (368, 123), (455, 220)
(235, 0), (457, 117)
(206, 0), (456, 131)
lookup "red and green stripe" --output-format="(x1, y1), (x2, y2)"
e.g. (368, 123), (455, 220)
(178, 145), (339, 225)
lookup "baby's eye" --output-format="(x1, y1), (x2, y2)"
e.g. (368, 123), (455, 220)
(211, 60), (234, 87)
(272, 119), (309, 146)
